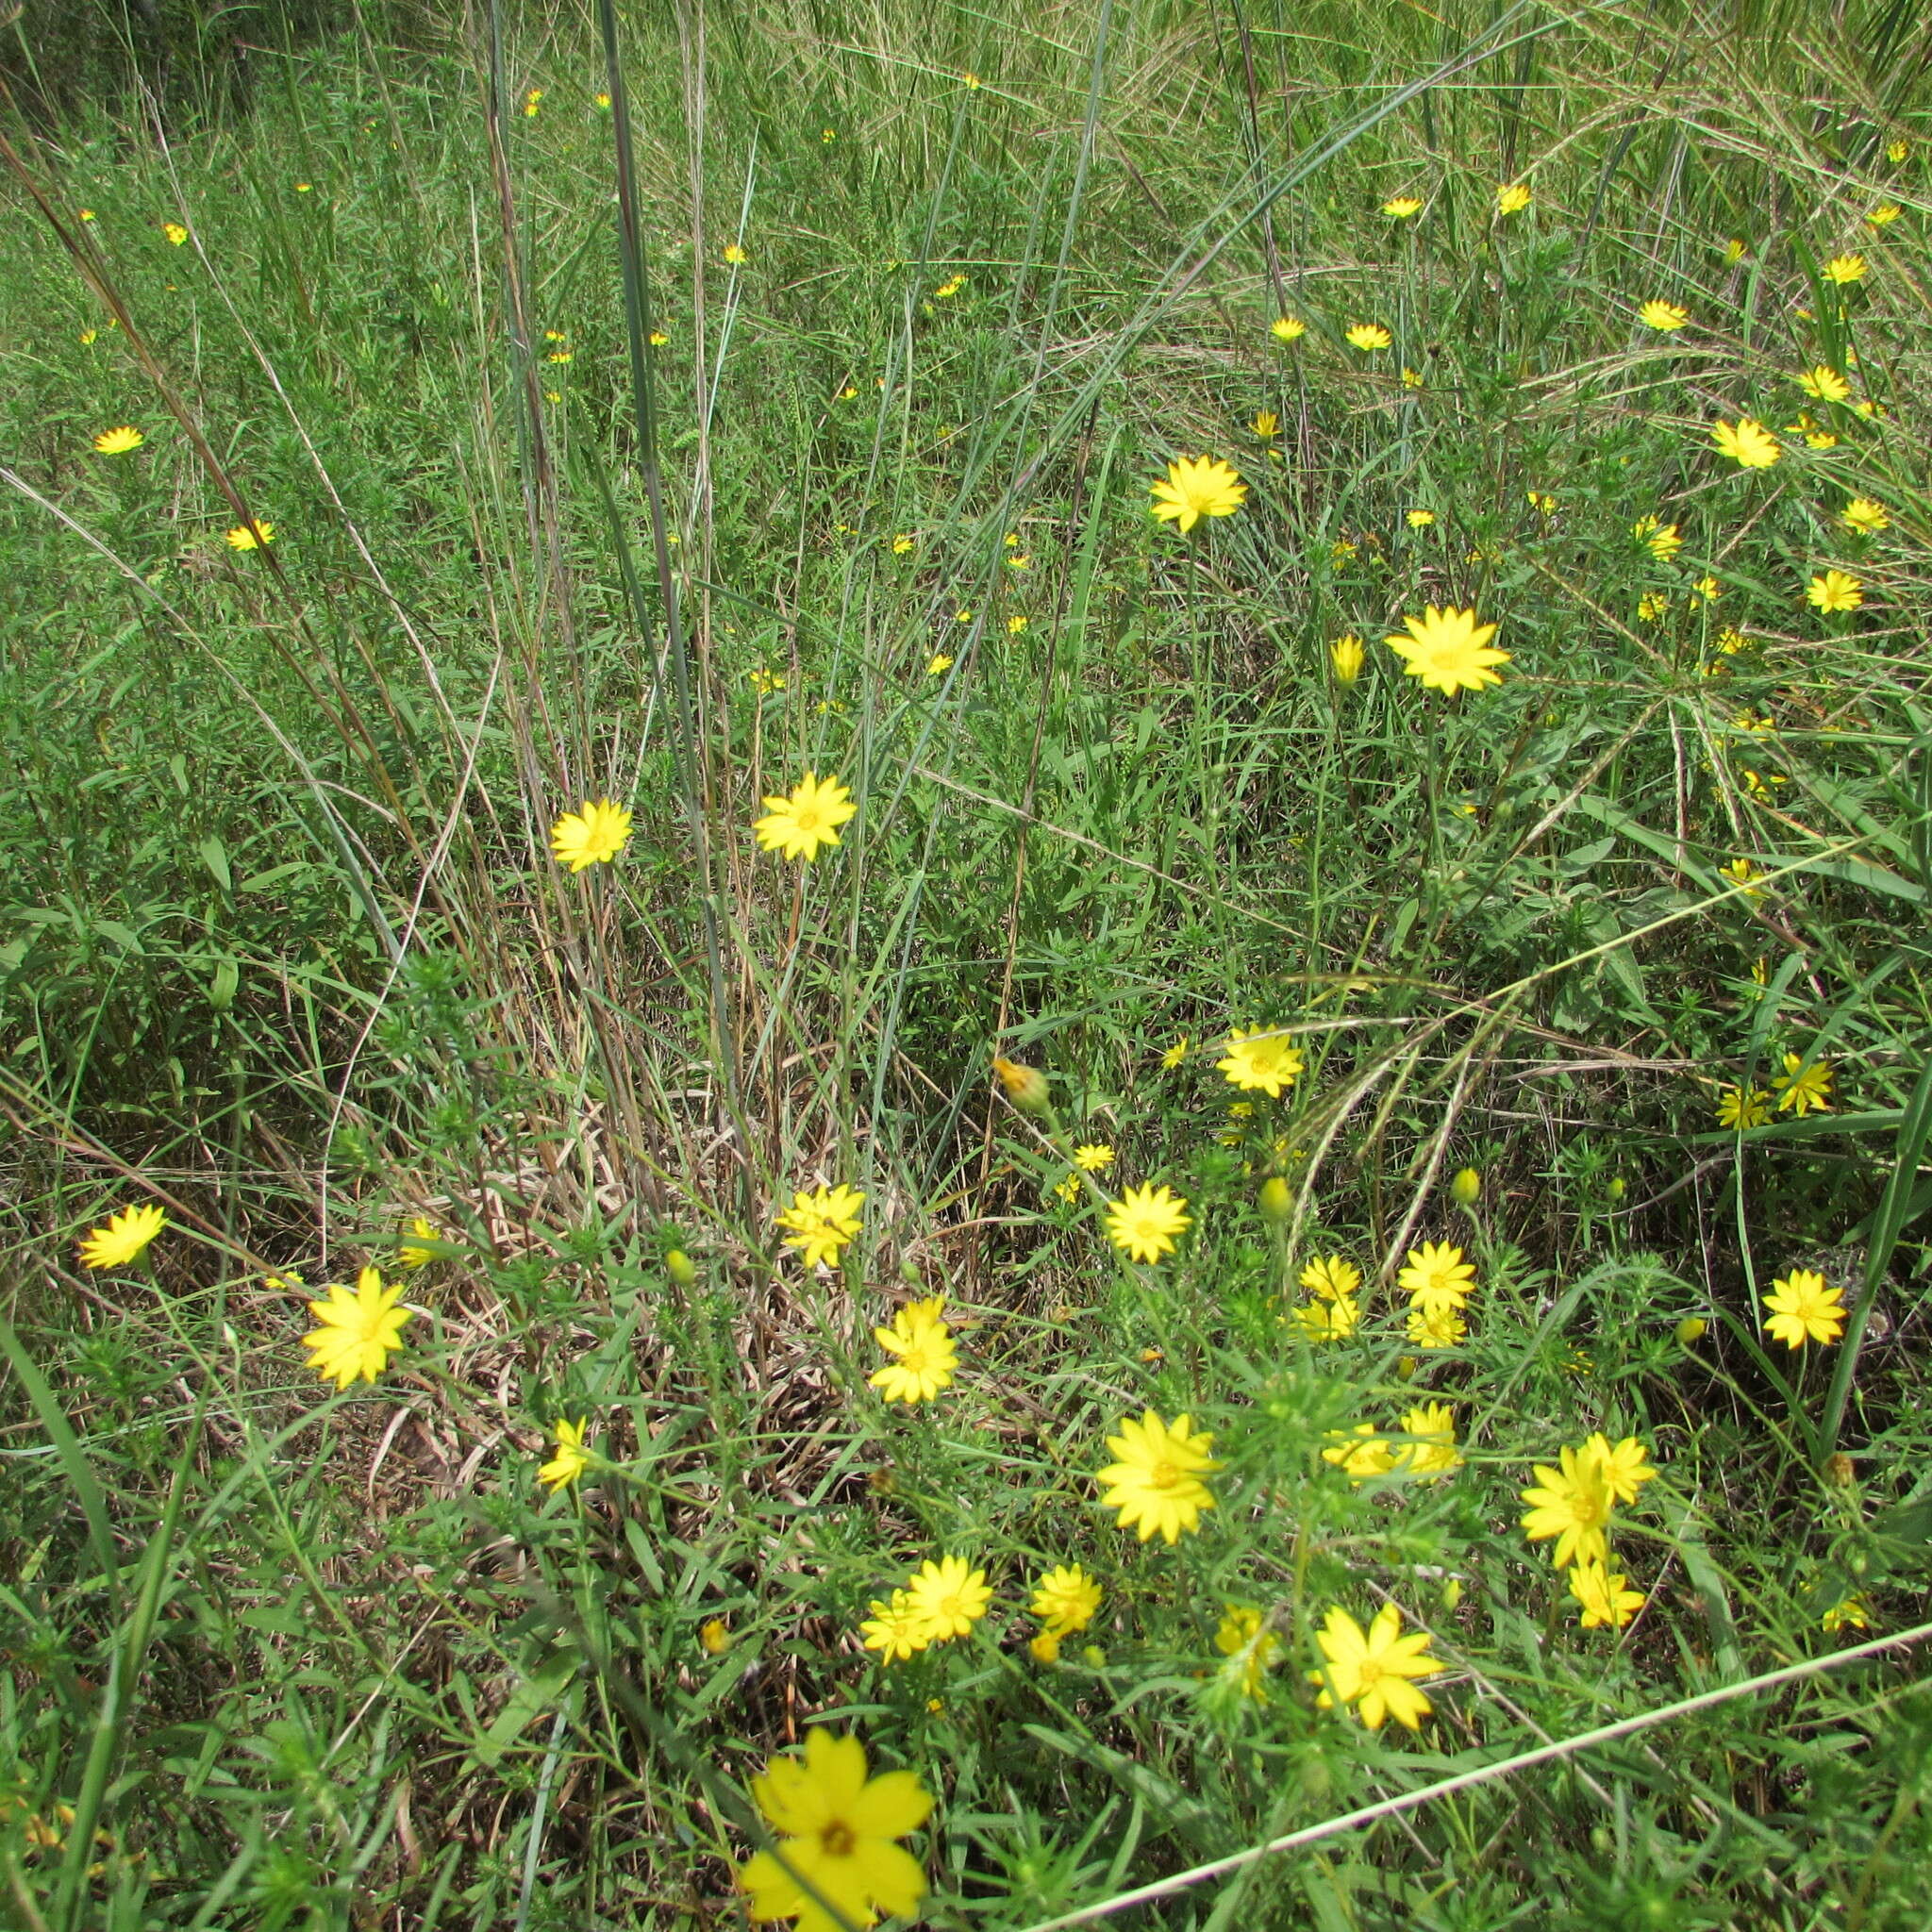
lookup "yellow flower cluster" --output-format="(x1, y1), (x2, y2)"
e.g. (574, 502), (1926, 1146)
(1519, 1434), (1656, 1630)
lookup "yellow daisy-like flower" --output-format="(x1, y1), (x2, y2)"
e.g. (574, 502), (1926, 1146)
(649, 330), (669, 346)
(1216, 1024), (1303, 1096)
(1394, 1402), (1462, 1478)
(868, 1297), (958, 1405)
(1251, 409), (1280, 440)
(737, 1731), (931, 1932)
(1345, 322), (1392, 351)
(723, 242), (748, 265)
(905, 1555), (991, 1641)
(523, 88), (542, 116)
(1866, 203), (1901, 226)
(1797, 365), (1850, 403)
(549, 797), (633, 872)
(1724, 236), (1747, 261)
(1823, 253), (1867, 284)
(1291, 1295), (1360, 1341)
(891, 532), (914, 554)
(1716, 1084), (1773, 1130)
(1300, 1254), (1362, 1301)
(1496, 181), (1532, 215)
(1271, 315), (1307, 342)
(1638, 299), (1690, 331)
(1806, 570), (1863, 614)
(397, 1216), (443, 1268)
(1823, 1596), (1871, 1633)
(1583, 1432), (1657, 1506)
(1073, 1143), (1114, 1172)
(538, 1417), (591, 1491)
(1007, 614), (1028, 634)
(225, 520), (275, 550)
(1096, 1408), (1219, 1541)
(1149, 456), (1247, 533)
(1323, 1421), (1395, 1481)
(1214, 1605), (1281, 1700)
(934, 275), (965, 298)
(754, 772), (858, 862)
(859, 1590), (930, 1662)
(1307, 1604), (1441, 1731)
(77, 1202), (167, 1270)
(1840, 496), (1890, 535)
(300, 1266), (412, 1391)
(1888, 139), (1909, 162)
(926, 654), (953, 676)
(1772, 1053), (1832, 1116)
(1568, 1559), (1645, 1630)
(1161, 1036), (1189, 1069)
(1763, 1268), (1844, 1349)
(1104, 1183), (1191, 1263)
(1329, 634), (1364, 683)
(1406, 508), (1435, 528)
(1711, 418), (1780, 469)
(93, 425), (144, 455)
(1031, 1563), (1103, 1636)
(1397, 1240), (1475, 1311)
(1381, 196), (1423, 219)
(1520, 1442), (1615, 1569)
(1637, 592), (1669, 624)
(1384, 606), (1508, 695)
(1406, 1302), (1467, 1349)
(1633, 514), (1683, 559)
(1525, 491), (1557, 515)
(775, 1183), (865, 1269)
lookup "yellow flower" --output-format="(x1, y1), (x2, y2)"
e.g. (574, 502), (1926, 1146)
(754, 772), (858, 861)
(1888, 139), (1909, 162)
(1250, 409), (1281, 441)
(301, 1266), (412, 1391)
(891, 532), (914, 554)
(538, 1418), (591, 1491)
(1763, 1268), (1844, 1349)
(1822, 1596), (1871, 1632)
(225, 520), (275, 550)
(1823, 253), (1867, 284)
(1637, 592), (1668, 624)
(523, 88), (542, 116)
(1271, 314), (1307, 342)
(991, 1056), (1050, 1112)
(1520, 1442), (1614, 1568)
(1308, 1604), (1441, 1730)
(860, 1590), (930, 1662)
(1214, 1605), (1281, 1700)
(737, 1731), (931, 1932)
(1721, 857), (1765, 900)
(1406, 1303), (1467, 1349)
(77, 1202), (166, 1270)
(1031, 1563), (1103, 1636)
(1401, 365), (1424, 389)
(1772, 1052), (1833, 1116)
(1330, 536), (1358, 566)
(1711, 418), (1780, 468)
(1638, 299), (1690, 331)
(1149, 455), (1247, 533)
(397, 1217), (443, 1268)
(1496, 181), (1532, 215)
(1073, 1143), (1114, 1172)
(1807, 570), (1863, 613)
(1840, 496), (1890, 534)
(926, 654), (953, 676)
(549, 797), (633, 872)
(1217, 1024), (1303, 1096)
(1584, 1432), (1657, 1506)
(1867, 202), (1901, 225)
(1028, 1631), (1061, 1663)
(775, 1183), (865, 1269)
(1797, 364), (1850, 403)
(1097, 1408), (1219, 1541)
(1724, 236), (1747, 261)
(1104, 1183), (1192, 1263)
(79, 327), (98, 343)
(1633, 514), (1683, 559)
(1292, 1295), (1360, 1341)
(1381, 196), (1424, 218)
(723, 242), (748, 265)
(906, 1555), (991, 1641)
(1323, 1421), (1394, 1481)
(869, 1297), (958, 1405)
(1397, 1240), (1475, 1312)
(1525, 491), (1557, 515)
(1329, 634), (1365, 683)
(1716, 1084), (1773, 1129)
(1384, 606), (1508, 695)
(749, 666), (785, 694)
(1689, 574), (1721, 604)
(648, 330), (669, 346)
(1394, 1402), (1462, 1478)
(1568, 1559), (1645, 1630)
(933, 275), (965, 298)
(701, 1617), (732, 1653)
(1345, 322), (1392, 351)
(1300, 1254), (1362, 1301)
(1406, 508), (1435, 528)
(93, 425), (144, 455)
(1161, 1036), (1189, 1069)
(1053, 1174), (1082, 1205)
(1007, 614), (1028, 634)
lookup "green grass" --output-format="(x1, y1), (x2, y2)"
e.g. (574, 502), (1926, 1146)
(7, 0), (1932, 1925)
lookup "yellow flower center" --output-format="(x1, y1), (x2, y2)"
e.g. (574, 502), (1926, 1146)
(794, 803), (824, 833)
(1148, 1459), (1178, 1491)
(900, 1342), (929, 1374)
(1356, 1657), (1384, 1691)
(937, 1591), (964, 1620)
(820, 1820), (857, 1857)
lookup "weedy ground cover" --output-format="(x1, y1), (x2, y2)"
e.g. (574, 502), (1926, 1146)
(5, 0), (1932, 1925)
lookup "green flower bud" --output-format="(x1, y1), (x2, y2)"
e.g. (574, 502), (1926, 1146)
(1674, 1316), (1707, 1347)
(1257, 1176), (1292, 1224)
(665, 1248), (697, 1287)
(1450, 1167), (1481, 1206)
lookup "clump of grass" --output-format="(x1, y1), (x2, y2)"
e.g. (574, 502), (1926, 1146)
(6, 2), (1932, 1927)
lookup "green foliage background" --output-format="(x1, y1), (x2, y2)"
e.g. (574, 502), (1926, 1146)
(5, 0), (1932, 1924)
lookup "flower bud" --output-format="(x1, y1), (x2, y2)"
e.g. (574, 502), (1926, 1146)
(1028, 1632), (1061, 1665)
(991, 1056), (1050, 1113)
(1080, 1643), (1107, 1668)
(665, 1248), (697, 1287)
(1674, 1316), (1707, 1347)
(1257, 1175), (1292, 1223)
(700, 1618), (732, 1655)
(1441, 1576), (1463, 1610)
(1607, 1176), (1626, 1201)
(1329, 634), (1365, 684)
(1450, 1167), (1481, 1207)
(1824, 1452), (1857, 1488)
